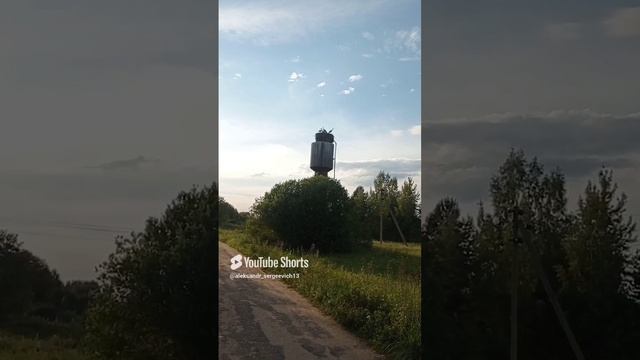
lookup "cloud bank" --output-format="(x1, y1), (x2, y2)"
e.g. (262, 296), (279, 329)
(423, 110), (640, 219)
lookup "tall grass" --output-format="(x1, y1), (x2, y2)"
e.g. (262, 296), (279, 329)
(0, 332), (88, 360)
(221, 229), (421, 359)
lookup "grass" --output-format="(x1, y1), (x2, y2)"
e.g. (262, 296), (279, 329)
(0, 332), (89, 360)
(220, 229), (422, 360)
(0, 318), (90, 360)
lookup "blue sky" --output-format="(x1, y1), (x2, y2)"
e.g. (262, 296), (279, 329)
(219, 0), (421, 211)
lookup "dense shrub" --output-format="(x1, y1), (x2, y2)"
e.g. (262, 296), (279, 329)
(249, 176), (356, 253)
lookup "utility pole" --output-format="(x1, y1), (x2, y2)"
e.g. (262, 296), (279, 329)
(522, 224), (585, 360)
(510, 207), (521, 360)
(389, 206), (408, 246)
(379, 187), (384, 243)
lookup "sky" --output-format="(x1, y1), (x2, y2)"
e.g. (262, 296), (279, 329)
(219, 0), (422, 211)
(4, 0), (637, 280)
(0, 1), (216, 280)
(423, 1), (640, 229)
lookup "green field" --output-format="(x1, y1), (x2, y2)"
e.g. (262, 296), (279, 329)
(220, 229), (422, 360)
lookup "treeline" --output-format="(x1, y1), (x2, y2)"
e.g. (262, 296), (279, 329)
(0, 230), (97, 338)
(219, 197), (249, 229)
(247, 171), (421, 253)
(424, 150), (640, 359)
(352, 171), (421, 243)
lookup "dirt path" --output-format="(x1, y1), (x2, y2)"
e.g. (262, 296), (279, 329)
(218, 241), (383, 360)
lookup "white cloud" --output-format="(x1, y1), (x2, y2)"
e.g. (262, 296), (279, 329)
(544, 22), (582, 41)
(233, 73), (242, 80)
(317, 81), (326, 88)
(288, 72), (304, 82)
(362, 53), (374, 58)
(409, 88), (415, 93)
(604, 7), (640, 38)
(219, 0), (391, 45)
(290, 55), (301, 63)
(338, 44), (351, 52)
(340, 87), (355, 95)
(384, 26), (421, 58)
(409, 125), (420, 135)
(396, 27), (421, 53)
(362, 31), (375, 40)
(348, 74), (363, 82)
(391, 130), (404, 137)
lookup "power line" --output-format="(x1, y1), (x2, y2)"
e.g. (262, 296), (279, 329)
(0, 216), (135, 234)
(13, 230), (118, 243)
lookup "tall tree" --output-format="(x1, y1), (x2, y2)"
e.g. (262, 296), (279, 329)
(561, 169), (637, 297)
(350, 186), (374, 244)
(397, 177), (421, 241)
(373, 171), (402, 242)
(556, 169), (640, 359)
(423, 198), (477, 359)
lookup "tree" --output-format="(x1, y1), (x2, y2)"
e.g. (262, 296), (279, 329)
(0, 230), (63, 321)
(476, 150), (575, 358)
(423, 150), (640, 359)
(249, 176), (354, 253)
(373, 171), (404, 242)
(397, 177), (421, 242)
(561, 169), (637, 297)
(423, 198), (477, 359)
(60, 281), (99, 317)
(350, 186), (374, 244)
(85, 183), (218, 360)
(219, 197), (243, 228)
(557, 169), (640, 359)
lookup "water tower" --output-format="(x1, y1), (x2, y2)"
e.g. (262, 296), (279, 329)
(310, 128), (336, 177)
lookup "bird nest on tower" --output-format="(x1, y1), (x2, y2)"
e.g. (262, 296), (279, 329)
(315, 127), (334, 142)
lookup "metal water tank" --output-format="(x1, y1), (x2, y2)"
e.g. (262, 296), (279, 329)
(310, 130), (335, 176)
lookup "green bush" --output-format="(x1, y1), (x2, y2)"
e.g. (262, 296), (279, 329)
(250, 176), (356, 253)
(84, 183), (218, 360)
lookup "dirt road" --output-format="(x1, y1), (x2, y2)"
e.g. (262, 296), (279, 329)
(218, 241), (382, 360)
